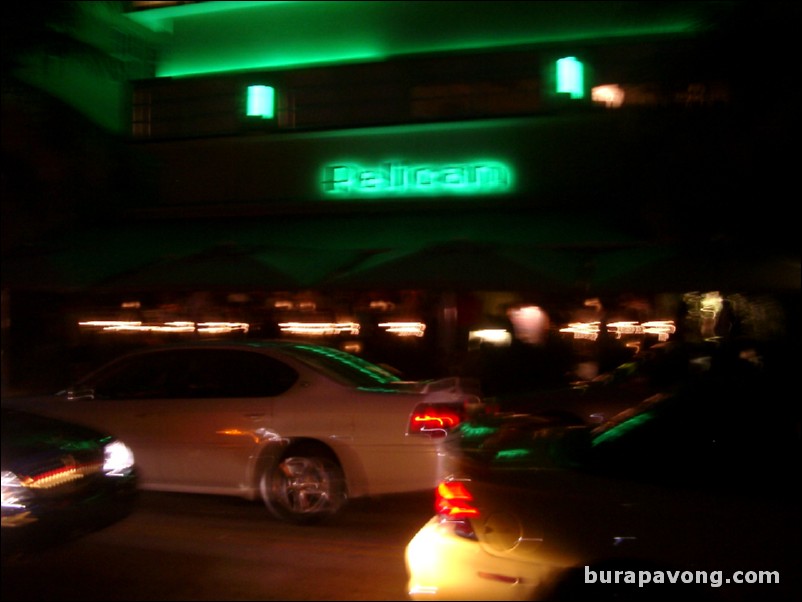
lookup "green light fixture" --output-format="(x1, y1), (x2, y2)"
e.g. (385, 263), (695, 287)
(247, 85), (275, 118)
(556, 56), (585, 100)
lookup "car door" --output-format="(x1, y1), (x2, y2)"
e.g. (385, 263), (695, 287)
(350, 389), (444, 495)
(25, 350), (187, 485)
(144, 348), (297, 493)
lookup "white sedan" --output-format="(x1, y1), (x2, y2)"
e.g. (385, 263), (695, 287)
(2, 340), (482, 524)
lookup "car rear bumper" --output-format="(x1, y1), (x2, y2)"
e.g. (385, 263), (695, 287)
(405, 516), (558, 601)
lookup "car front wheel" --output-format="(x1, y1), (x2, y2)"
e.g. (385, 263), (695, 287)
(260, 448), (347, 525)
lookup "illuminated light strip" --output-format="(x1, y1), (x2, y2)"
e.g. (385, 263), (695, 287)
(78, 320), (250, 334)
(378, 322), (426, 337)
(606, 321), (643, 337)
(469, 329), (512, 345)
(562, 320), (676, 341)
(197, 322), (250, 333)
(559, 321), (600, 340)
(278, 322), (360, 335)
(641, 320), (676, 341)
(79, 320), (142, 328)
(104, 321), (196, 333)
(606, 320), (676, 340)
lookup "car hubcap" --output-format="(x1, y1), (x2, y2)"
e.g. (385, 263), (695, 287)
(276, 457), (334, 514)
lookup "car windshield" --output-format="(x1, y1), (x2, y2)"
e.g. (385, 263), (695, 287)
(280, 343), (403, 388)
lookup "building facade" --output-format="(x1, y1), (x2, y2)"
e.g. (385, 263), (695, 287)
(2, 1), (799, 393)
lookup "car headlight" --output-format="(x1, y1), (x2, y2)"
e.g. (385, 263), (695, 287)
(1, 470), (31, 511)
(103, 440), (135, 477)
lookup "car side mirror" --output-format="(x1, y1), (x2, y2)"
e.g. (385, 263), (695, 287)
(65, 386), (96, 401)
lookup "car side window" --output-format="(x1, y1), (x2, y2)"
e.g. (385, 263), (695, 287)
(225, 350), (299, 397)
(88, 352), (176, 399)
(85, 348), (299, 400)
(168, 349), (298, 398)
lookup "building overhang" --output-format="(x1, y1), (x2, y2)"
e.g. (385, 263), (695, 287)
(125, 1), (729, 77)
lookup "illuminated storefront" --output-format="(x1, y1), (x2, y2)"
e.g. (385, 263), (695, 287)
(2, 2), (798, 393)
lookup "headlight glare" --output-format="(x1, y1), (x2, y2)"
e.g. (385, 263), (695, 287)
(1, 470), (29, 510)
(103, 441), (135, 476)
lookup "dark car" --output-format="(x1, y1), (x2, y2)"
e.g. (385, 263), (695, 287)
(1, 407), (138, 560)
(488, 340), (747, 426)
(406, 367), (801, 601)
(488, 367), (652, 426)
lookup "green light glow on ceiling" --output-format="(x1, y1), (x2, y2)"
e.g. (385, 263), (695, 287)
(126, 1), (708, 79)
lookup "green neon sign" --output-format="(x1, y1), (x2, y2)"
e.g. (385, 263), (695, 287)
(321, 161), (513, 197)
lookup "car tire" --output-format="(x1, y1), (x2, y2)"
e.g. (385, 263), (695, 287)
(260, 445), (348, 525)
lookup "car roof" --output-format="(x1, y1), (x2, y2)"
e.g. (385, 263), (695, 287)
(74, 338), (404, 388)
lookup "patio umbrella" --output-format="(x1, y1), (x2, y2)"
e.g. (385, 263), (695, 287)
(588, 244), (800, 295)
(2, 222), (212, 293)
(93, 244), (299, 292)
(322, 240), (581, 293)
(1, 245), (170, 293)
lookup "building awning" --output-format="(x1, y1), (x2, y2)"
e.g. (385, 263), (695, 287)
(587, 244), (801, 295)
(322, 241), (583, 293)
(2, 209), (641, 294)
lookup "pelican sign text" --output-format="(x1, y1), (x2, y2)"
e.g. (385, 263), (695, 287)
(321, 161), (513, 198)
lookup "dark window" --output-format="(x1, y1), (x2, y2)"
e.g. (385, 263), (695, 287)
(86, 352), (179, 399)
(85, 348), (298, 399)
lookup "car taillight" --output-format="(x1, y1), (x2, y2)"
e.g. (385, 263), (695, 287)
(435, 480), (479, 519)
(408, 402), (464, 437)
(435, 479), (479, 540)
